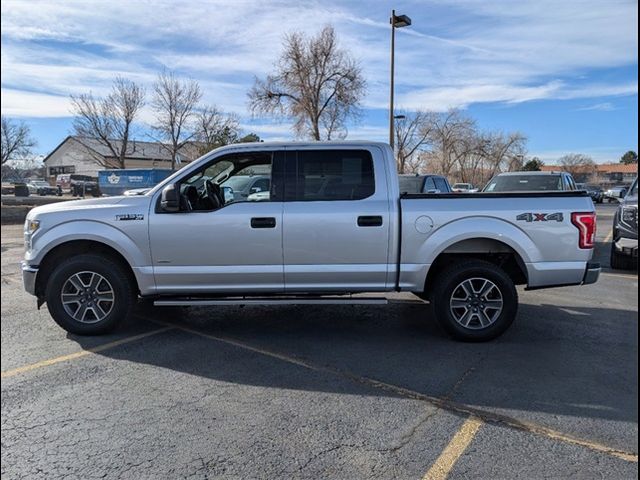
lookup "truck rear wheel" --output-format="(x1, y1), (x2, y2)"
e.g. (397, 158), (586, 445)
(429, 260), (518, 342)
(45, 254), (135, 335)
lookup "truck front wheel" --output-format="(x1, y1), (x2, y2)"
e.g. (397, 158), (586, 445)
(430, 260), (518, 342)
(45, 254), (135, 335)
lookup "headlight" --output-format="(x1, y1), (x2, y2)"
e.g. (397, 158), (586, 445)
(24, 219), (40, 234)
(621, 206), (637, 224)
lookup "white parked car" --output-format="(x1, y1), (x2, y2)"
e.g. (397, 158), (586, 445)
(451, 183), (478, 193)
(605, 185), (629, 202)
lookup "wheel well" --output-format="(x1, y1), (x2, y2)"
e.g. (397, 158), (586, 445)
(35, 240), (139, 298)
(423, 238), (528, 298)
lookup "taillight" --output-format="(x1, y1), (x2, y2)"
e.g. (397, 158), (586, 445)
(571, 212), (596, 249)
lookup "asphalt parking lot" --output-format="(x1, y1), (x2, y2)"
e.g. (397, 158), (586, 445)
(1, 203), (637, 479)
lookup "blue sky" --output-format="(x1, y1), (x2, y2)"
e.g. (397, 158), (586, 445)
(1, 0), (637, 163)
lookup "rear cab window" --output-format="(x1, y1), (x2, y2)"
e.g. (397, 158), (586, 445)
(287, 150), (375, 201)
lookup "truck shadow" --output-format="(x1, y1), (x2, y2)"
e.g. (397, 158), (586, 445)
(69, 300), (638, 430)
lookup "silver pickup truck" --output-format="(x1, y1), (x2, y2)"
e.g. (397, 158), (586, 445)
(22, 141), (599, 341)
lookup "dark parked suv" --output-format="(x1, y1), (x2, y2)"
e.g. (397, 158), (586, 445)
(398, 174), (451, 194)
(611, 177), (638, 270)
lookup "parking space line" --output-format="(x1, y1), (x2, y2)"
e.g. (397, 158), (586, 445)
(0, 327), (173, 378)
(603, 230), (613, 243)
(149, 319), (638, 463)
(601, 272), (638, 280)
(422, 416), (483, 480)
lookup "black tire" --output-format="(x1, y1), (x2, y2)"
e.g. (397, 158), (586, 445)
(45, 254), (135, 335)
(429, 260), (518, 342)
(610, 243), (635, 270)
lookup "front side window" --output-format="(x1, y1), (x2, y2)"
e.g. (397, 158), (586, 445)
(178, 152), (273, 211)
(290, 150), (375, 201)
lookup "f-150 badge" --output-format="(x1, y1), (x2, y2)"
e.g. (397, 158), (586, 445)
(115, 214), (144, 221)
(517, 212), (564, 222)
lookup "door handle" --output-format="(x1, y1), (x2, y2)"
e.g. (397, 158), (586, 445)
(251, 217), (276, 228)
(357, 215), (383, 227)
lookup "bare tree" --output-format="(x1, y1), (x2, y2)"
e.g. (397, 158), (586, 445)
(483, 132), (527, 175)
(558, 153), (597, 182)
(394, 111), (437, 173)
(152, 70), (202, 169)
(194, 105), (241, 156)
(249, 25), (366, 141)
(1, 116), (36, 166)
(427, 110), (477, 177)
(71, 77), (145, 169)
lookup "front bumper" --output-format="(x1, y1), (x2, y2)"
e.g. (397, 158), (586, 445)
(21, 262), (38, 296)
(614, 237), (639, 258)
(582, 262), (601, 285)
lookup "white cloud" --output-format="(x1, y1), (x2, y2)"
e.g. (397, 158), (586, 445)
(0, 0), (637, 119)
(1, 88), (72, 117)
(576, 102), (616, 111)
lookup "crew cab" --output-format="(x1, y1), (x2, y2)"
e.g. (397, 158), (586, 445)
(22, 141), (600, 341)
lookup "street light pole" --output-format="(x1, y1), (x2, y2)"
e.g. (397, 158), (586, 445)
(389, 10), (411, 151)
(389, 9), (396, 150)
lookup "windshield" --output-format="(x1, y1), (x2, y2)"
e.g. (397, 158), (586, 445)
(484, 175), (563, 192)
(629, 178), (638, 197)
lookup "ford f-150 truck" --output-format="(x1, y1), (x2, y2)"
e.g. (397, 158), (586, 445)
(22, 141), (600, 341)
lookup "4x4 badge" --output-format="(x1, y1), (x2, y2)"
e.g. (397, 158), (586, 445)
(516, 212), (564, 222)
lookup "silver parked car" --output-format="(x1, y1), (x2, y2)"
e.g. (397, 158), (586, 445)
(483, 171), (578, 192)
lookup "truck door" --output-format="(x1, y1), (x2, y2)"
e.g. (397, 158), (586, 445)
(282, 148), (391, 292)
(149, 150), (285, 294)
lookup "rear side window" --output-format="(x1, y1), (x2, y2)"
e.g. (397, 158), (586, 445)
(290, 150), (375, 201)
(565, 175), (577, 190)
(423, 177), (437, 192)
(434, 177), (449, 192)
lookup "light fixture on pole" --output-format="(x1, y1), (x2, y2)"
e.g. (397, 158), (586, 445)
(389, 9), (411, 150)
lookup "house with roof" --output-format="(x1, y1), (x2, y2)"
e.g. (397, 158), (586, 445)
(541, 163), (637, 186)
(43, 136), (200, 180)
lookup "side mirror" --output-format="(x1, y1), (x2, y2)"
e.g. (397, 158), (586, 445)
(222, 186), (234, 203)
(160, 184), (180, 212)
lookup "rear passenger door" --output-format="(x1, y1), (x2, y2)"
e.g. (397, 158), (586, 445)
(282, 148), (391, 292)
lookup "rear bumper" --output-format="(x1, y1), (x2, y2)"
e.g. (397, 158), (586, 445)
(525, 260), (600, 290)
(582, 262), (600, 285)
(21, 262), (38, 296)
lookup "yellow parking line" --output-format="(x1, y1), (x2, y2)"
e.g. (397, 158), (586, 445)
(601, 272), (638, 280)
(1, 327), (172, 378)
(422, 416), (483, 480)
(603, 230), (613, 243)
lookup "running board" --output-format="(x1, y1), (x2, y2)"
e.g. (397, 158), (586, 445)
(153, 296), (392, 306)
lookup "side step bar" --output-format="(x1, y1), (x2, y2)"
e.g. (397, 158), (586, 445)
(154, 296), (390, 306)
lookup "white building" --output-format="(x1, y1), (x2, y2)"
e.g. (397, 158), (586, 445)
(43, 136), (200, 180)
